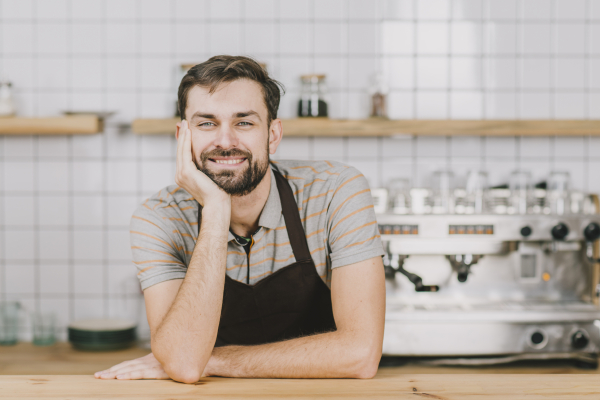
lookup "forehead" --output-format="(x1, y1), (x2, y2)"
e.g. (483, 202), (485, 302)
(186, 79), (266, 118)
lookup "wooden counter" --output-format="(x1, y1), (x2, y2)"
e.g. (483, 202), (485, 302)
(2, 374), (600, 399)
(2, 343), (600, 399)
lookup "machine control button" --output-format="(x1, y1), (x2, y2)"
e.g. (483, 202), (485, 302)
(520, 226), (533, 237)
(551, 223), (569, 240)
(530, 331), (545, 346)
(584, 222), (600, 242)
(572, 330), (589, 349)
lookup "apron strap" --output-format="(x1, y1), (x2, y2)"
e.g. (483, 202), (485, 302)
(273, 169), (312, 263)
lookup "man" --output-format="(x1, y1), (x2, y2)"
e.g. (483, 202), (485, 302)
(95, 55), (385, 383)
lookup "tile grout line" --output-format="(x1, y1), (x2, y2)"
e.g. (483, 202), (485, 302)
(102, 0), (109, 319)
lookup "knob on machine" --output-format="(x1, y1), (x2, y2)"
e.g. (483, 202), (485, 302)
(520, 226), (533, 237)
(572, 330), (589, 350)
(530, 331), (546, 347)
(584, 222), (600, 242)
(551, 223), (569, 240)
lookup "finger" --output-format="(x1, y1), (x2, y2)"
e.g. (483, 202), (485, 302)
(182, 122), (193, 166)
(101, 363), (144, 379)
(116, 367), (170, 380)
(176, 120), (187, 173)
(97, 361), (144, 379)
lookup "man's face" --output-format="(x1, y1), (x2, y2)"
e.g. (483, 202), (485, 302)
(184, 79), (278, 196)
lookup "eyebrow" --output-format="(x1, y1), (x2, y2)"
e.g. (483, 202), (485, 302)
(189, 111), (262, 122)
(235, 111), (261, 121)
(190, 112), (216, 121)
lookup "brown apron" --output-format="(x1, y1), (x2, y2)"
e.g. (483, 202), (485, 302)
(199, 169), (336, 346)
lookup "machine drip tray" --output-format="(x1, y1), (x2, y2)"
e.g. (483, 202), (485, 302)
(386, 301), (600, 323)
(380, 352), (599, 369)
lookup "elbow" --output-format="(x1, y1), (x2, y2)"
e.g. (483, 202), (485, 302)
(152, 345), (203, 384)
(349, 342), (382, 379)
(164, 364), (202, 384)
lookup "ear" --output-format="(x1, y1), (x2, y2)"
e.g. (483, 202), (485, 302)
(268, 119), (283, 155)
(175, 120), (186, 140)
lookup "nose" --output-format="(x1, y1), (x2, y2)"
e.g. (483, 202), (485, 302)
(212, 123), (239, 150)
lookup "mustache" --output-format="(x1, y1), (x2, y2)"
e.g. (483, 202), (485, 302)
(200, 148), (252, 162)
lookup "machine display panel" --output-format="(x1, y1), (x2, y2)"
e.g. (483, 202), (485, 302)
(449, 225), (494, 235)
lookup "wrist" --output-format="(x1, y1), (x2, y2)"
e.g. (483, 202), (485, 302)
(201, 203), (231, 229)
(204, 348), (224, 377)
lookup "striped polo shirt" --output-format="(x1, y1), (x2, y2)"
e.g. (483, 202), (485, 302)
(131, 159), (385, 291)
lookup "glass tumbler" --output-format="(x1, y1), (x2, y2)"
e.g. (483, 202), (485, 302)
(431, 170), (454, 214)
(0, 301), (21, 346)
(387, 178), (411, 214)
(509, 170), (532, 214)
(548, 171), (570, 215)
(31, 312), (56, 346)
(465, 170), (489, 214)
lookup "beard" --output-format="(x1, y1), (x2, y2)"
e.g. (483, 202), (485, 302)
(195, 143), (270, 197)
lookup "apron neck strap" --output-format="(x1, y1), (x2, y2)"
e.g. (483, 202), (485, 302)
(273, 169), (312, 262)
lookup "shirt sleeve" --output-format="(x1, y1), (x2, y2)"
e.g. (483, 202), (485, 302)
(130, 204), (188, 291)
(326, 166), (385, 268)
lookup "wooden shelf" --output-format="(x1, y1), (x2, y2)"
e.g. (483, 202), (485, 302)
(0, 116), (102, 135)
(132, 118), (600, 136)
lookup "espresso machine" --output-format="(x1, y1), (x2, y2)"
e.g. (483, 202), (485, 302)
(374, 170), (600, 366)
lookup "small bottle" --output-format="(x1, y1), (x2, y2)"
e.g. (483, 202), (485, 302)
(0, 81), (16, 117)
(298, 74), (328, 118)
(369, 73), (388, 118)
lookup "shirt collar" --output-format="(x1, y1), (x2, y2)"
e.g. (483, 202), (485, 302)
(227, 165), (282, 242)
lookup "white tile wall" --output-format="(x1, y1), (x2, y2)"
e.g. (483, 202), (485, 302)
(1, 0), (600, 343)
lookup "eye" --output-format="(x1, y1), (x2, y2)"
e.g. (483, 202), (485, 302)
(198, 121), (215, 127)
(238, 121), (253, 126)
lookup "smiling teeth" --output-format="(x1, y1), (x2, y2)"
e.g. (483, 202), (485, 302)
(215, 159), (243, 164)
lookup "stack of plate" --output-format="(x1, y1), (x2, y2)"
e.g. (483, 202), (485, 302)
(68, 319), (137, 351)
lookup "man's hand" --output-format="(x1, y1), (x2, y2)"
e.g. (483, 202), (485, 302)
(175, 120), (230, 209)
(94, 353), (171, 380)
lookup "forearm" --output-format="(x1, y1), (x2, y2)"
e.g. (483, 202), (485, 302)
(152, 204), (230, 381)
(206, 329), (382, 379)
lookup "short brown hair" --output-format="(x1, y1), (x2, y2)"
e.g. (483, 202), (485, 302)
(177, 55), (285, 126)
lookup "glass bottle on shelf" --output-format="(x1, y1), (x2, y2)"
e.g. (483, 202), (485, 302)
(297, 74), (328, 118)
(369, 72), (388, 118)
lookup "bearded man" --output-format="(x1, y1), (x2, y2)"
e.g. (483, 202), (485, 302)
(95, 55), (385, 383)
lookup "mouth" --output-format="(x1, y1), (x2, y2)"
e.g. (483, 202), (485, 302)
(209, 157), (247, 167)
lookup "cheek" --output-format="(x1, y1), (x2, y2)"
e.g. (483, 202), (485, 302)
(191, 136), (211, 159)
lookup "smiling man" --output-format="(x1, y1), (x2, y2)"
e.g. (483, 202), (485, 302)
(95, 55), (385, 383)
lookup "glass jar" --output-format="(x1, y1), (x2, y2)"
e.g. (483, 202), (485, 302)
(298, 74), (328, 118)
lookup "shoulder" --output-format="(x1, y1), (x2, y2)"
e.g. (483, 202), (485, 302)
(132, 184), (199, 228)
(271, 159), (356, 190)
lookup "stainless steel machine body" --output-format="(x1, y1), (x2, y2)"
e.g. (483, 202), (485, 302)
(378, 212), (600, 362)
